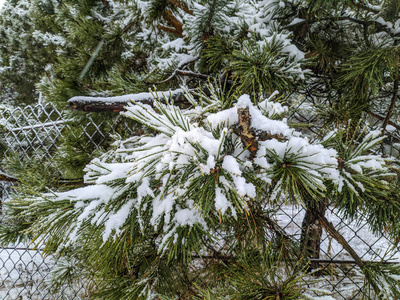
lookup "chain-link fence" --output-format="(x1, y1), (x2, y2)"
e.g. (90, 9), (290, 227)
(0, 103), (123, 299)
(0, 103), (399, 299)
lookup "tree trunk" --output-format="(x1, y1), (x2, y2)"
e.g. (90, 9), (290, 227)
(300, 200), (327, 272)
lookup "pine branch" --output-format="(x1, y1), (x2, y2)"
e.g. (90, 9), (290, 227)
(206, 0), (218, 29)
(350, 1), (380, 14)
(284, 16), (394, 36)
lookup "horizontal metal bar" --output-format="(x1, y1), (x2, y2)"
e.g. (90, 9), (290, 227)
(0, 247), (45, 251)
(2, 119), (73, 133)
(310, 258), (399, 265)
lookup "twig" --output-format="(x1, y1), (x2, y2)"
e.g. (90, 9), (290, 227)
(167, 0), (193, 15)
(382, 69), (399, 130)
(176, 69), (210, 79)
(368, 111), (400, 131)
(318, 214), (365, 269)
(162, 10), (184, 37)
(157, 24), (183, 37)
(0, 171), (18, 183)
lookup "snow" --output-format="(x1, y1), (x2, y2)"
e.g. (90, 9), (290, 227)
(207, 107), (238, 128)
(86, 161), (134, 184)
(289, 18), (305, 26)
(103, 200), (135, 241)
(258, 92), (288, 117)
(237, 94), (293, 136)
(151, 194), (175, 227)
(161, 38), (186, 52)
(215, 187), (230, 214)
(232, 175), (256, 198)
(386, 125), (396, 133)
(55, 184), (114, 202)
(222, 155), (241, 175)
(0, 246), (87, 299)
(0, 169), (17, 181)
(174, 207), (204, 226)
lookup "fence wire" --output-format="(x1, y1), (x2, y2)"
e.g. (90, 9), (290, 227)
(0, 103), (398, 299)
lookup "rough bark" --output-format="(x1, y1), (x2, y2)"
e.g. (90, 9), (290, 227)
(232, 106), (288, 159)
(232, 107), (258, 159)
(300, 200), (327, 272)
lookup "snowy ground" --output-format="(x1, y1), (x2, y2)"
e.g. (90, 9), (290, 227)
(0, 247), (53, 299)
(277, 206), (398, 299)
(277, 206), (396, 261)
(0, 246), (89, 300)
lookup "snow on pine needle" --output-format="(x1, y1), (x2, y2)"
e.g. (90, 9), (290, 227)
(13, 91), (344, 259)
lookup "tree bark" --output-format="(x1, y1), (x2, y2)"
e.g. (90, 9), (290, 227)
(300, 200), (327, 272)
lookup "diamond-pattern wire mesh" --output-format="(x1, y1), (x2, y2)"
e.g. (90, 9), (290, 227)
(0, 103), (398, 299)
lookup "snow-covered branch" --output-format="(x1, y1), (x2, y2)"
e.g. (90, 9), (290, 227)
(68, 89), (186, 112)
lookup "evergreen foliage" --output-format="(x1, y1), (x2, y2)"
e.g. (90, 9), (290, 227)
(1, 0), (400, 299)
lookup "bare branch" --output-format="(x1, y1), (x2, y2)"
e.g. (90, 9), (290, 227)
(167, 0), (193, 15)
(382, 68), (399, 130)
(68, 89), (186, 112)
(0, 171), (18, 183)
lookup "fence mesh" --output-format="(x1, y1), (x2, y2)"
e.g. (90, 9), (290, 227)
(0, 103), (398, 299)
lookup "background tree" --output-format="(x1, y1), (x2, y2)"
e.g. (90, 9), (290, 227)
(0, 0), (52, 105)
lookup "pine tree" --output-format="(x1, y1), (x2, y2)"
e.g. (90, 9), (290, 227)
(0, 0), (52, 105)
(1, 0), (400, 299)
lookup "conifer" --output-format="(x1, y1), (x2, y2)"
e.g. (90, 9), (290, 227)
(1, 0), (400, 299)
